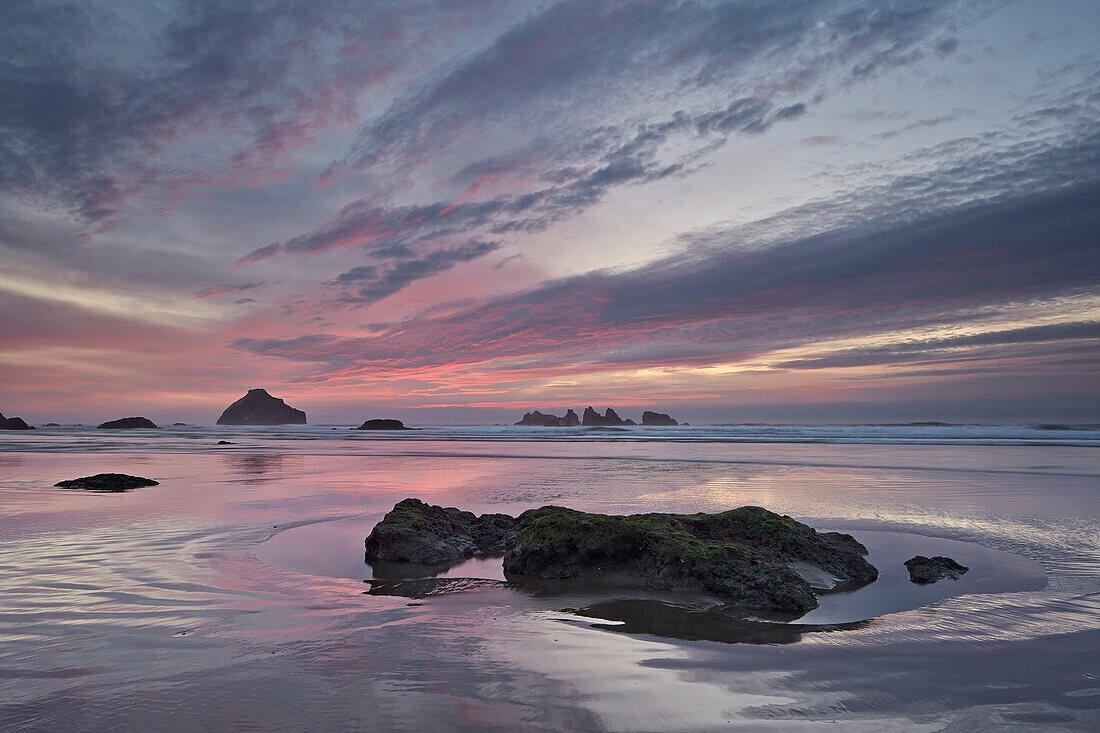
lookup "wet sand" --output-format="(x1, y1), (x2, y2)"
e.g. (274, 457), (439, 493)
(0, 439), (1098, 730)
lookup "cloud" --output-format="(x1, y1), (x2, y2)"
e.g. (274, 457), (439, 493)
(234, 132), (1100, 383)
(231, 0), (975, 303)
(194, 282), (264, 298)
(0, 0), (524, 235)
(337, 240), (501, 306)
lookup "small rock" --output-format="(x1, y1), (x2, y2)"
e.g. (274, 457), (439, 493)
(54, 473), (160, 492)
(97, 417), (158, 429)
(356, 418), (411, 430)
(217, 440), (234, 445)
(904, 555), (969, 584)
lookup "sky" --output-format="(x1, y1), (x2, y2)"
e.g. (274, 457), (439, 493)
(1, 0), (1098, 425)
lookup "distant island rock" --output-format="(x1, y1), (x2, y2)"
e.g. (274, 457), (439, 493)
(641, 411), (678, 426)
(356, 419), (412, 430)
(216, 388), (306, 425)
(904, 555), (969, 584)
(43, 423), (60, 427)
(0, 411), (35, 430)
(582, 406), (628, 426)
(54, 473), (159, 492)
(364, 499), (877, 613)
(172, 422), (188, 426)
(97, 417), (158, 429)
(217, 440), (234, 445)
(515, 409), (580, 427)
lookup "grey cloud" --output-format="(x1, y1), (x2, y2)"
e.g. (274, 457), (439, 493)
(338, 240), (501, 306)
(0, 0), (525, 233)
(233, 128), (1100, 379)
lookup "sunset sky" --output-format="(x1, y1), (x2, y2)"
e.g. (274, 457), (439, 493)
(2, 0), (1098, 424)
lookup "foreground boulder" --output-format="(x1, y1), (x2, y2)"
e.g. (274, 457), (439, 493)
(217, 388), (306, 425)
(641, 411), (678, 426)
(55, 473), (159, 492)
(365, 498), (515, 564)
(97, 417), (158, 429)
(904, 555), (969, 584)
(506, 506), (877, 613)
(0, 411), (35, 430)
(364, 499), (877, 613)
(356, 419), (411, 430)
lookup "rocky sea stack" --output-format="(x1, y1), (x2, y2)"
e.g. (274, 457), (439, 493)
(904, 555), (969, 584)
(54, 473), (159, 492)
(356, 419), (412, 430)
(0, 411), (35, 430)
(641, 411), (678, 426)
(582, 406), (627, 426)
(365, 499), (877, 613)
(515, 409), (580, 427)
(216, 388), (306, 425)
(97, 417), (158, 429)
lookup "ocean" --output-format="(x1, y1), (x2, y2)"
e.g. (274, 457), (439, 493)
(1, 424), (1098, 730)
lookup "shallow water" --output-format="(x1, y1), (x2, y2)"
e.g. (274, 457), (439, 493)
(1, 432), (1098, 730)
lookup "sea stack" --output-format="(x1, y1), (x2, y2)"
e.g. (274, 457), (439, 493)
(581, 406), (626, 426)
(216, 389), (306, 425)
(0, 411), (35, 430)
(641, 411), (678, 426)
(97, 417), (158, 429)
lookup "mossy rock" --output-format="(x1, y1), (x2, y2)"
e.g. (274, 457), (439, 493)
(364, 498), (514, 565)
(504, 505), (877, 613)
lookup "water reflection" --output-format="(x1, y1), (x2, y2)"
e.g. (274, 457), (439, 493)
(221, 452), (297, 482)
(573, 599), (871, 644)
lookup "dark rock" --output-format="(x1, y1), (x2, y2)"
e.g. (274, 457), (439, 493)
(516, 410), (565, 426)
(54, 473), (159, 492)
(904, 555), (969, 584)
(356, 418), (411, 430)
(216, 388), (306, 425)
(43, 423), (60, 427)
(173, 422), (188, 426)
(623, 419), (637, 426)
(562, 409), (581, 426)
(504, 505), (877, 613)
(0, 412), (35, 430)
(365, 498), (515, 564)
(97, 417), (158, 429)
(582, 406), (626, 426)
(363, 499), (877, 614)
(217, 440), (234, 445)
(642, 411), (678, 426)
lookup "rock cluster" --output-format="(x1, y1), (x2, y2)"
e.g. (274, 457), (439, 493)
(904, 555), (969, 583)
(365, 499), (878, 613)
(216, 388), (306, 425)
(582, 406), (629, 426)
(515, 410), (581, 427)
(97, 417), (159, 429)
(516, 407), (678, 427)
(0, 411), (35, 430)
(54, 473), (160, 492)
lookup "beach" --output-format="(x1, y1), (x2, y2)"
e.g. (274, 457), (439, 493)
(1, 425), (1098, 730)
